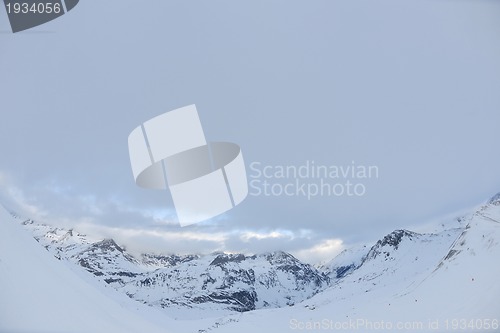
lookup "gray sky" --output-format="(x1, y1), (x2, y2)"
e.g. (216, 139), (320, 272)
(1, 0), (499, 263)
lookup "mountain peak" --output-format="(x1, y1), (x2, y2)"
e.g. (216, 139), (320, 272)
(210, 253), (247, 266)
(362, 229), (418, 263)
(488, 192), (500, 205)
(91, 238), (124, 253)
(262, 250), (297, 263)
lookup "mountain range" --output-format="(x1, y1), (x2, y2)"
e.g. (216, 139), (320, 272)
(1, 192), (500, 332)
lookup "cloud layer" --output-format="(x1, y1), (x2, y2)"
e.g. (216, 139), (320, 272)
(1, 0), (500, 263)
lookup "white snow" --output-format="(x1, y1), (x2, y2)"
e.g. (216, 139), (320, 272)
(206, 201), (500, 333)
(0, 205), (173, 333)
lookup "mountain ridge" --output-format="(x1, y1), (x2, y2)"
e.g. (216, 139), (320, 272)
(2, 191), (499, 326)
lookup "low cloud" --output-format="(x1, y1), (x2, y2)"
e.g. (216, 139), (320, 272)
(292, 238), (344, 264)
(0, 172), (345, 264)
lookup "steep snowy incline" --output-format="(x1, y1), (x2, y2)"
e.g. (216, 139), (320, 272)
(0, 205), (172, 333)
(316, 243), (369, 279)
(206, 195), (500, 333)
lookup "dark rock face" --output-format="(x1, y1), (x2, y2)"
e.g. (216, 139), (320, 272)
(363, 230), (417, 262)
(334, 264), (356, 278)
(378, 230), (416, 249)
(193, 290), (258, 312)
(141, 253), (199, 268)
(89, 239), (124, 253)
(263, 252), (328, 289)
(210, 253), (246, 266)
(488, 193), (500, 205)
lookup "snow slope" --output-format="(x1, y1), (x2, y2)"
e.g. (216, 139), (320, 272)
(0, 204), (173, 333)
(207, 196), (500, 333)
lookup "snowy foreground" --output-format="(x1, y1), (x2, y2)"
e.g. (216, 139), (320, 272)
(0, 204), (174, 333)
(1, 194), (500, 332)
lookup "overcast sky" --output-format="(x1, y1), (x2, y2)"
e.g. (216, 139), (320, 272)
(1, 0), (499, 263)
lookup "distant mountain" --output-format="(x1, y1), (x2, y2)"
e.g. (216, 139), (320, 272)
(122, 251), (327, 313)
(3, 192), (500, 331)
(18, 216), (328, 316)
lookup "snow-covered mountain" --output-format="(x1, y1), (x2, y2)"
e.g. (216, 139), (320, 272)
(206, 193), (500, 333)
(122, 251), (327, 316)
(2, 192), (500, 332)
(17, 216), (329, 317)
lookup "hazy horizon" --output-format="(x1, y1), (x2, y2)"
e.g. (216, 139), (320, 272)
(1, 0), (500, 264)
